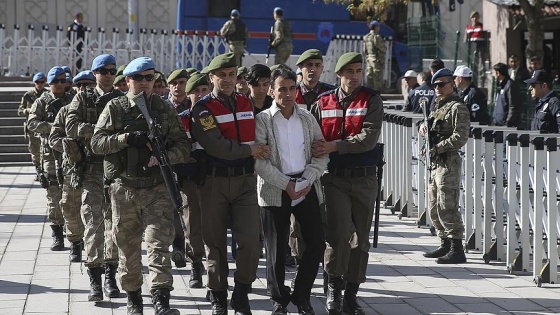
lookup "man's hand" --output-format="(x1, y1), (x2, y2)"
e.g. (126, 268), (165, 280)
(251, 144), (271, 160)
(147, 156), (160, 167)
(312, 139), (337, 157)
(418, 123), (427, 138)
(127, 131), (150, 148)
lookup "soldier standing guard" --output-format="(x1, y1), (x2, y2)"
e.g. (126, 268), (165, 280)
(295, 49), (335, 110)
(220, 9), (249, 67)
(363, 20), (386, 92)
(190, 53), (269, 315)
(19, 72), (47, 180)
(310, 52), (383, 315)
(91, 57), (190, 315)
(270, 7), (293, 65)
(28, 66), (74, 251)
(66, 54), (123, 302)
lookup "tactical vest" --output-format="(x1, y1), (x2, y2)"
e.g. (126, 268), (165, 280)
(39, 92), (71, 157)
(296, 82), (335, 110)
(318, 87), (377, 167)
(228, 19), (246, 42)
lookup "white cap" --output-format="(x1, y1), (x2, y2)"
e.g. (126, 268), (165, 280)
(404, 70), (417, 78)
(453, 66), (473, 77)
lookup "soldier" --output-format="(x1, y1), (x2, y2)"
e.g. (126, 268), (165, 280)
(19, 72), (47, 180)
(420, 68), (470, 264)
(310, 52), (383, 315)
(113, 74), (128, 93)
(91, 57), (190, 315)
(154, 72), (169, 98)
(236, 66), (250, 96)
(190, 53), (269, 315)
(246, 64), (273, 115)
(270, 7), (293, 65)
(72, 70), (96, 92)
(464, 11), (488, 86)
(220, 9), (249, 66)
(28, 66), (74, 251)
(526, 70), (560, 133)
(492, 63), (521, 127)
(295, 49), (335, 111)
(363, 20), (386, 92)
(454, 66), (489, 124)
(66, 54), (122, 302)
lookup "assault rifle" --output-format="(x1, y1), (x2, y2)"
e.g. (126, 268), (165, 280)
(265, 26), (274, 65)
(420, 98), (431, 177)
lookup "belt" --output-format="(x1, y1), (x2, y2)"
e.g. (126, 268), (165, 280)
(328, 166), (376, 178)
(207, 165), (254, 177)
(117, 176), (164, 189)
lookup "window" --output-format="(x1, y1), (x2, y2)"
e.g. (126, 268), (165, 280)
(208, 0), (241, 18)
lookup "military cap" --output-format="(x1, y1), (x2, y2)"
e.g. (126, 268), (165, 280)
(201, 66), (209, 74)
(32, 72), (46, 82)
(525, 70), (551, 85)
(470, 11), (479, 18)
(185, 67), (198, 75)
(296, 49), (323, 66)
(73, 70), (95, 83)
(113, 74), (125, 85)
(186, 73), (210, 93)
(274, 7), (283, 13)
(167, 69), (189, 83)
(123, 57), (155, 76)
(431, 68), (454, 84)
(231, 9), (240, 17)
(61, 66), (72, 74)
(334, 52), (363, 73)
(91, 54), (116, 71)
(116, 64), (127, 76)
(47, 66), (65, 84)
(370, 20), (380, 27)
(154, 72), (165, 83)
(204, 53), (237, 73)
(237, 66), (248, 77)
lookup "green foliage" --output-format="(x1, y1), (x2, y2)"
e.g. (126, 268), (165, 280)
(321, 0), (409, 22)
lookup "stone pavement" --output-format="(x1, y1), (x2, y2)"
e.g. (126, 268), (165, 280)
(1, 166), (560, 315)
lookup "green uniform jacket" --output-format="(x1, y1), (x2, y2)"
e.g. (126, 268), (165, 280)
(429, 94), (471, 155)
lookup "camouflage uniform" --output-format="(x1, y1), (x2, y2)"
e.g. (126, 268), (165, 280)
(363, 30), (386, 91)
(271, 18), (293, 65)
(19, 89), (46, 169)
(90, 92), (190, 293)
(220, 17), (248, 66)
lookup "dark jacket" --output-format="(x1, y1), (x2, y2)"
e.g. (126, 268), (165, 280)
(492, 77), (521, 127)
(403, 83), (434, 114)
(531, 91), (560, 133)
(508, 67), (530, 86)
(461, 83), (489, 124)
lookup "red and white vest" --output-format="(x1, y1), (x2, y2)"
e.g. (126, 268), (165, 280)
(466, 23), (485, 42)
(203, 93), (255, 145)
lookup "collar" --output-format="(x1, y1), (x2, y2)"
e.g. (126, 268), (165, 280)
(270, 101), (297, 119)
(300, 82), (321, 95)
(74, 20), (82, 26)
(539, 91), (555, 103)
(169, 96), (190, 108)
(337, 86), (359, 102)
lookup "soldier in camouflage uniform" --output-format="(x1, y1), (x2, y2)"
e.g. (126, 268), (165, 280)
(419, 68), (469, 264)
(91, 57), (190, 315)
(271, 7), (293, 65)
(66, 54), (122, 302)
(28, 66), (74, 251)
(220, 9), (249, 67)
(363, 20), (386, 92)
(19, 73), (47, 179)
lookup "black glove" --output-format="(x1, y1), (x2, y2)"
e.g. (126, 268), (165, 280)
(127, 131), (150, 148)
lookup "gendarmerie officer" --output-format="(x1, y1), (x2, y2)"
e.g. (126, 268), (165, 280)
(295, 49), (335, 111)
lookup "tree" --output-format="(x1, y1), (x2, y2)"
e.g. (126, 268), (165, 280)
(517, 0), (544, 63)
(321, 0), (409, 22)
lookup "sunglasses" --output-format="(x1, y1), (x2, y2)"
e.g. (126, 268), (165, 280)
(50, 79), (67, 84)
(96, 68), (117, 75)
(131, 74), (155, 82)
(76, 83), (92, 88)
(433, 81), (452, 88)
(35, 80), (46, 84)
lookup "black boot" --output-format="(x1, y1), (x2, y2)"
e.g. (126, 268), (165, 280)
(127, 289), (143, 315)
(343, 282), (365, 315)
(34, 165), (41, 181)
(326, 276), (344, 315)
(87, 267), (104, 302)
(423, 237), (451, 258)
(69, 240), (83, 262)
(50, 225), (65, 251)
(171, 236), (187, 268)
(210, 290), (228, 315)
(103, 263), (121, 298)
(151, 288), (180, 315)
(230, 281), (252, 315)
(436, 239), (467, 264)
(189, 261), (204, 288)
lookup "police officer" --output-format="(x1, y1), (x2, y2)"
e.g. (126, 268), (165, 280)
(295, 49), (335, 111)
(66, 54), (122, 302)
(454, 66), (489, 124)
(190, 53), (269, 315)
(403, 71), (434, 114)
(419, 68), (470, 264)
(363, 20), (386, 91)
(220, 9), (249, 67)
(270, 7), (293, 65)
(526, 70), (560, 133)
(19, 72), (47, 180)
(28, 66), (74, 251)
(91, 57), (189, 315)
(311, 52), (383, 315)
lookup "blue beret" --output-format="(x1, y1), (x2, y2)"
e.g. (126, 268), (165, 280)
(91, 54), (116, 71)
(47, 66), (66, 84)
(123, 57), (156, 76)
(274, 7), (283, 13)
(32, 72), (45, 82)
(73, 70), (95, 83)
(61, 66), (71, 74)
(231, 9), (240, 17)
(370, 20), (380, 27)
(431, 68), (454, 84)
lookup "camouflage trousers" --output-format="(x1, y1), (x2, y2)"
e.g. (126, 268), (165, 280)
(109, 179), (175, 292)
(60, 175), (83, 243)
(428, 153), (465, 239)
(28, 132), (41, 165)
(81, 166), (118, 268)
(43, 158), (64, 226)
(275, 43), (293, 65)
(366, 55), (385, 92)
(228, 41), (245, 67)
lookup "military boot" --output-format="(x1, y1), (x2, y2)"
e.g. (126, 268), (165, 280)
(87, 267), (104, 301)
(423, 237), (451, 258)
(343, 282), (365, 315)
(436, 239), (467, 264)
(69, 240), (83, 262)
(103, 263), (120, 298)
(171, 236), (187, 268)
(127, 289), (143, 315)
(50, 225), (65, 251)
(189, 261), (204, 288)
(326, 276), (344, 315)
(34, 164), (41, 181)
(230, 281), (252, 315)
(151, 288), (180, 315)
(210, 290), (228, 315)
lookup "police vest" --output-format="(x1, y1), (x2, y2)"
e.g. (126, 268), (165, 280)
(228, 19), (246, 42)
(466, 23), (485, 42)
(318, 87), (377, 167)
(296, 82), (335, 110)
